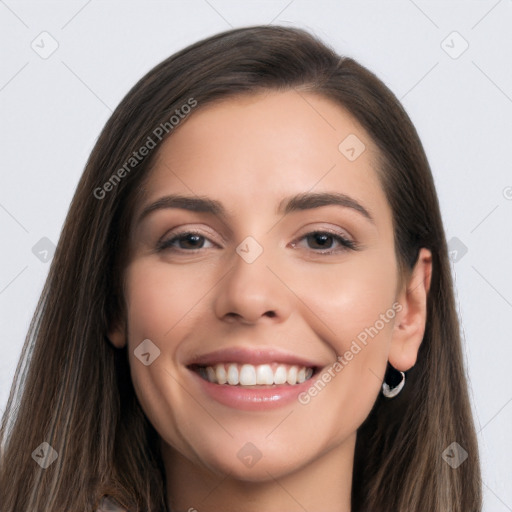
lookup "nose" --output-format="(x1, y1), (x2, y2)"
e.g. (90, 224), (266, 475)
(213, 246), (293, 325)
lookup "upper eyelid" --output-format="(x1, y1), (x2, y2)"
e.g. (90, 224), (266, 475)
(162, 226), (352, 241)
(163, 222), (353, 239)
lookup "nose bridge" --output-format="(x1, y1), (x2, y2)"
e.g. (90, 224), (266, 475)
(213, 235), (291, 323)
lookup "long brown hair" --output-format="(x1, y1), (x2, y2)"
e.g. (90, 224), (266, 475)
(0, 26), (481, 511)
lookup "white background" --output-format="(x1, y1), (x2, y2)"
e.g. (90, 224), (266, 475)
(1, 1), (511, 510)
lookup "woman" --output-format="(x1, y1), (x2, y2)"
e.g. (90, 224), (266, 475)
(0, 25), (481, 511)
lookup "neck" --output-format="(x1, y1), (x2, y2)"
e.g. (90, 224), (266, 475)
(162, 434), (355, 512)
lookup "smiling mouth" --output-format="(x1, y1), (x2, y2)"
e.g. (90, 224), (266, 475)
(189, 362), (319, 386)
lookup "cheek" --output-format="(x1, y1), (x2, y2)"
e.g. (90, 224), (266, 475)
(290, 248), (399, 345)
(289, 251), (398, 430)
(121, 260), (205, 412)
(123, 259), (213, 342)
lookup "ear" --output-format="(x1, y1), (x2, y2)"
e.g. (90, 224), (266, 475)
(389, 248), (432, 372)
(107, 319), (127, 349)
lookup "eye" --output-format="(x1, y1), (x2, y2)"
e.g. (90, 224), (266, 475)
(157, 231), (217, 252)
(292, 230), (357, 254)
(156, 228), (357, 255)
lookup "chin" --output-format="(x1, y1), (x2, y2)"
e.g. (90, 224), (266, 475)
(193, 441), (311, 482)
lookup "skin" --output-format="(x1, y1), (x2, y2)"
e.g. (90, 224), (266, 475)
(109, 90), (432, 512)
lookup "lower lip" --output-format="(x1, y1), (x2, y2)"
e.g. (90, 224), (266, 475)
(188, 368), (318, 411)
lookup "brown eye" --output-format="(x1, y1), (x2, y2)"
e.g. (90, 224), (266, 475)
(306, 233), (335, 249)
(157, 231), (216, 252)
(293, 231), (357, 254)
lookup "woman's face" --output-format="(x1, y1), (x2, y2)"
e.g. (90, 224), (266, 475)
(113, 90), (404, 480)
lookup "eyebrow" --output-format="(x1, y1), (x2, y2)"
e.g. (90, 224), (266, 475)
(137, 192), (374, 224)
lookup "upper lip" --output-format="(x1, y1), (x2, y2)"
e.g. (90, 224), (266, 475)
(186, 346), (322, 368)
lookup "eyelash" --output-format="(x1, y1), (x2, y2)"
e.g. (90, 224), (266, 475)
(156, 229), (358, 255)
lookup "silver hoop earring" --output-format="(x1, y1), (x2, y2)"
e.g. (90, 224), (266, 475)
(382, 370), (405, 398)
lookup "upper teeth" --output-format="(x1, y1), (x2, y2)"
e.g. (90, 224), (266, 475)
(200, 363), (314, 386)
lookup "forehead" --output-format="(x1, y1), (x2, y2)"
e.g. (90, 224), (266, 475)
(138, 90), (391, 224)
